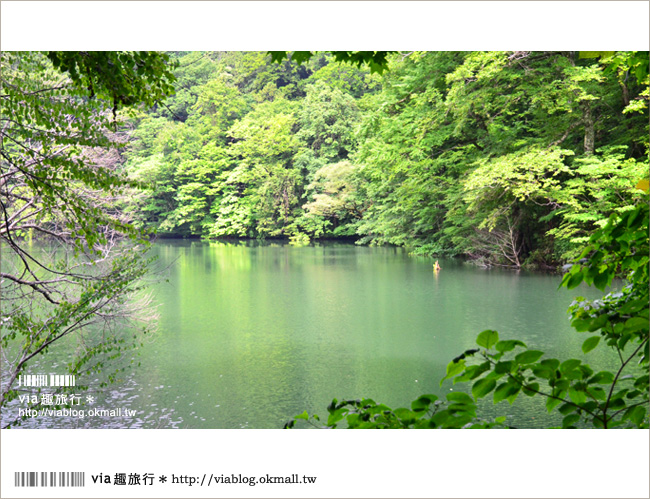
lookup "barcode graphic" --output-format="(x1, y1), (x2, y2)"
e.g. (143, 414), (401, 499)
(18, 374), (76, 387)
(14, 472), (85, 487)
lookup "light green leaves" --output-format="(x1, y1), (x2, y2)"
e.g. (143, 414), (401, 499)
(623, 406), (647, 426)
(581, 336), (600, 354)
(495, 339), (526, 352)
(440, 359), (465, 386)
(578, 51), (616, 60)
(472, 378), (497, 399)
(568, 387), (587, 405)
(493, 382), (520, 404)
(411, 394), (438, 412)
(562, 265), (584, 290)
(624, 317), (649, 333)
(476, 330), (499, 349)
(514, 350), (544, 365)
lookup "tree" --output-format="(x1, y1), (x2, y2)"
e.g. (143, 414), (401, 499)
(296, 81), (360, 171)
(349, 51), (647, 266)
(213, 98), (302, 238)
(307, 55), (380, 99)
(301, 160), (364, 237)
(153, 51), (219, 122)
(118, 50), (647, 264)
(0, 51), (175, 425)
(125, 74), (249, 237)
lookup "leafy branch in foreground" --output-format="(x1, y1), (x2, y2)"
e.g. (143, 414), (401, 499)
(286, 194), (648, 429)
(1, 51), (174, 425)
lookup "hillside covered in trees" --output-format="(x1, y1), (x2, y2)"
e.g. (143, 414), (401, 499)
(123, 51), (648, 269)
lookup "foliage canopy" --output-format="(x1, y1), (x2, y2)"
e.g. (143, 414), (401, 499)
(122, 51), (648, 270)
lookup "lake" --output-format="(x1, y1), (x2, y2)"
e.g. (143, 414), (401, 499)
(4, 240), (608, 429)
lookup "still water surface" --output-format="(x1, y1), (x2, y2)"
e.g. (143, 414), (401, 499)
(8, 241), (608, 429)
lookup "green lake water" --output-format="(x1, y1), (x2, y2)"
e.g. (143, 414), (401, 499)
(4, 240), (609, 429)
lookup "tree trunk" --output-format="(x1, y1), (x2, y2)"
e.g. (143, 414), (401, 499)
(620, 81), (630, 107)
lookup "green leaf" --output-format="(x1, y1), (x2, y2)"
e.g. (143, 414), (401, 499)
(570, 318), (590, 332)
(619, 299), (648, 315)
(587, 387), (607, 400)
(553, 379), (570, 392)
(546, 397), (563, 413)
(472, 378), (497, 399)
(562, 414), (581, 427)
(558, 403), (577, 415)
(446, 392), (474, 405)
(624, 317), (649, 332)
(440, 359), (466, 386)
(522, 383), (539, 396)
(291, 51), (314, 65)
(565, 272), (584, 289)
(581, 336), (600, 354)
(394, 408), (416, 421)
(560, 359), (581, 374)
(476, 330), (499, 349)
(593, 271), (609, 290)
(587, 315), (608, 332)
(494, 361), (514, 374)
(295, 410), (309, 420)
(572, 314), (609, 332)
(495, 340), (527, 352)
(454, 362), (491, 383)
(588, 371), (615, 384)
(326, 407), (347, 426)
(411, 394), (437, 411)
(568, 387), (587, 405)
(627, 406), (646, 426)
(514, 350), (544, 365)
(579, 51), (616, 59)
(540, 359), (560, 371)
(493, 383), (519, 404)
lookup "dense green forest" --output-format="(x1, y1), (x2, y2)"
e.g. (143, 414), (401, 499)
(123, 51), (648, 268)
